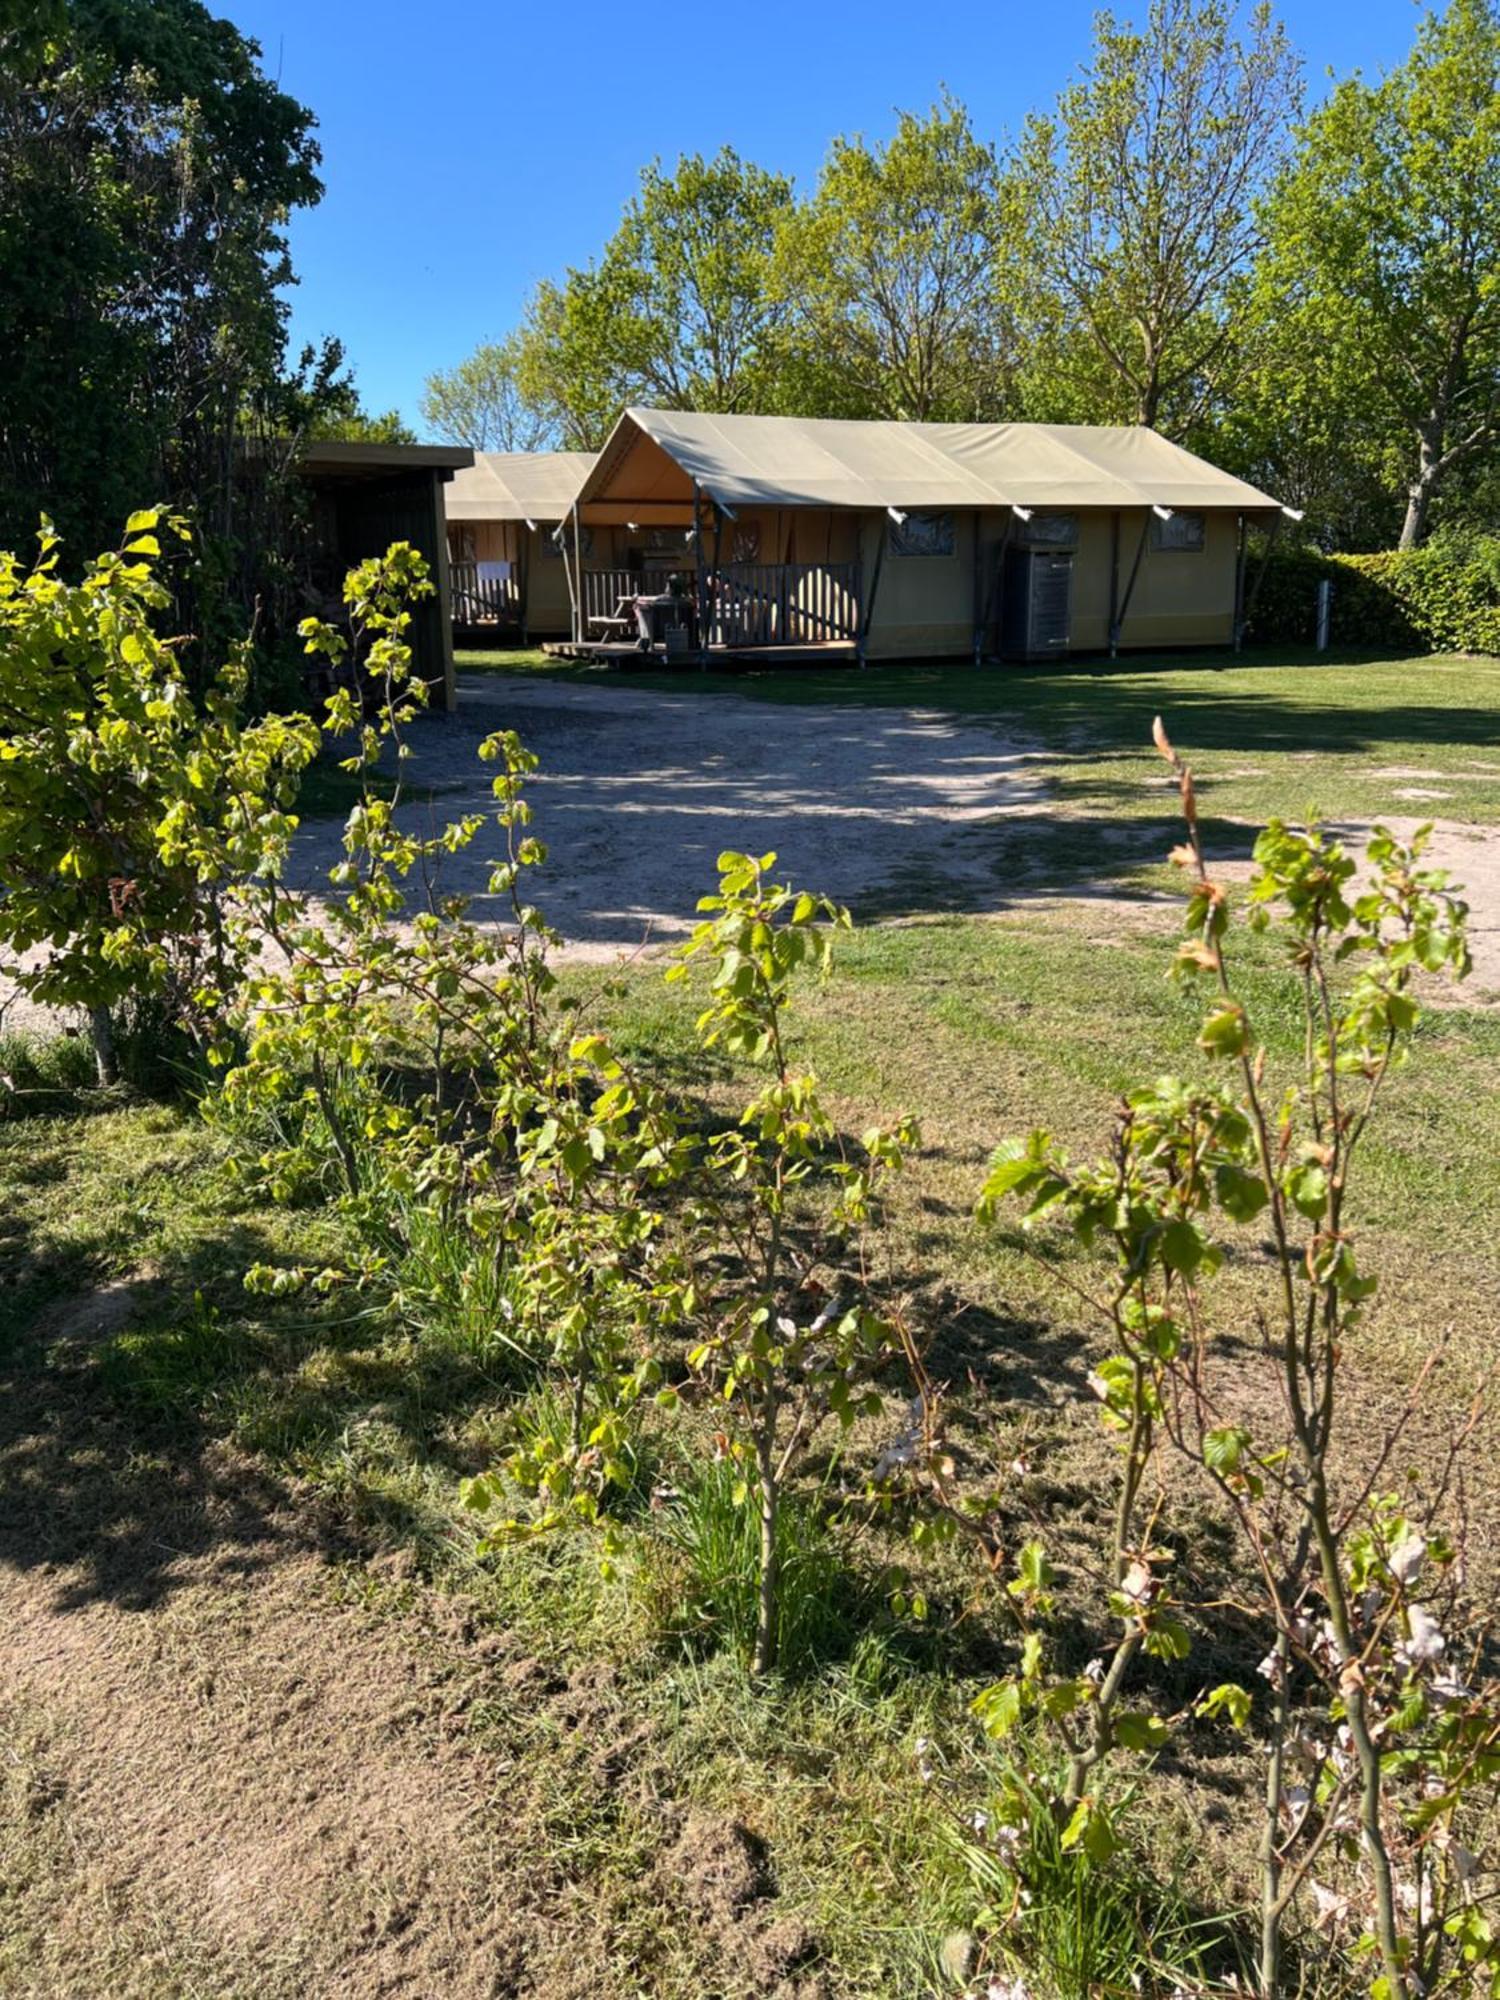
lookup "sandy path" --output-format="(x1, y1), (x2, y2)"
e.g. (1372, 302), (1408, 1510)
(6, 674), (1500, 1022)
(286, 674), (1056, 957)
(285, 675), (1500, 994)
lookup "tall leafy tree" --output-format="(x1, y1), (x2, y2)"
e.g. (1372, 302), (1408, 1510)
(0, 0), (322, 551)
(513, 148), (794, 447)
(1254, 0), (1500, 546)
(1014, 0), (1301, 435)
(420, 335), (558, 452)
(773, 96), (1016, 420)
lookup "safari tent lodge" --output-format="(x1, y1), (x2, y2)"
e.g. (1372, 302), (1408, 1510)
(535, 408), (1288, 667)
(444, 450), (597, 642)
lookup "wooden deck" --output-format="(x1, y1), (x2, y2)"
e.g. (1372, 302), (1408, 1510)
(541, 638), (858, 670)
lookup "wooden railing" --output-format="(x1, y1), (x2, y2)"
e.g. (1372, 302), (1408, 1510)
(581, 568), (683, 630)
(578, 562), (861, 648)
(709, 562), (861, 646)
(451, 560), (521, 626)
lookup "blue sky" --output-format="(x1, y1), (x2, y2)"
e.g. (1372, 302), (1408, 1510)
(227, 0), (1428, 434)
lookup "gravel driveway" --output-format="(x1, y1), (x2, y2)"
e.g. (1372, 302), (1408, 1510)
(288, 673), (1056, 955)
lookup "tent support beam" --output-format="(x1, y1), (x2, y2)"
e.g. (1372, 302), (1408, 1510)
(1236, 513), (1282, 649)
(857, 514), (888, 670)
(692, 482), (707, 666)
(971, 511), (983, 665)
(1110, 515), (1152, 657)
(1231, 512), (1247, 654)
(707, 502), (725, 650)
(1108, 511), (1121, 653)
(518, 522), (531, 649)
(561, 504), (582, 644)
(979, 516), (1013, 661)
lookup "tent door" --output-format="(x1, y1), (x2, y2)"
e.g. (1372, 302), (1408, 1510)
(1001, 548), (1073, 660)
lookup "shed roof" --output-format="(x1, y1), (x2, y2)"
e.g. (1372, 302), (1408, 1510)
(444, 449), (597, 523)
(581, 409), (1282, 516)
(299, 440), (474, 480)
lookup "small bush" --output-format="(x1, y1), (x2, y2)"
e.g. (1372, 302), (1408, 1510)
(950, 1764), (1237, 1999)
(0, 1027), (98, 1112)
(1246, 527), (1500, 655)
(647, 1455), (864, 1674)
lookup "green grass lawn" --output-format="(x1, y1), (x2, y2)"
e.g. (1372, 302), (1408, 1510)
(5, 650), (1499, 1996)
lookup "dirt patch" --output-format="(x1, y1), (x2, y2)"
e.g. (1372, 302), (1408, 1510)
(0, 1291), (521, 1996)
(287, 675), (1052, 958)
(0, 1285), (831, 1998)
(662, 1811), (825, 2000)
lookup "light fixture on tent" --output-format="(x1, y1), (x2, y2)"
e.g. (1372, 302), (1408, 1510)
(1010, 504), (1033, 522)
(525, 518), (537, 532)
(1281, 505), (1306, 521)
(1152, 504), (1174, 521)
(684, 529), (694, 544)
(626, 521), (639, 531)
(887, 506), (907, 525)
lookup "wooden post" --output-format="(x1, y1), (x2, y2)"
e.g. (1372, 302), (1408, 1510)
(429, 469), (458, 711)
(708, 502), (724, 650)
(692, 482), (707, 666)
(1231, 512), (1248, 653)
(571, 502), (584, 645)
(1108, 511), (1121, 660)
(1111, 513), (1152, 656)
(518, 522), (532, 649)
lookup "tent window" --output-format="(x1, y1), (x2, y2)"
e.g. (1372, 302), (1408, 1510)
(889, 510), (955, 557)
(1150, 511), (1206, 553)
(1019, 511), (1078, 548)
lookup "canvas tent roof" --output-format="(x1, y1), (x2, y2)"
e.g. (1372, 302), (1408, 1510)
(445, 449), (596, 523)
(580, 409), (1282, 516)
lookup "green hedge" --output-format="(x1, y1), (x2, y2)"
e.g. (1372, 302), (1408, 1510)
(1244, 529), (1500, 656)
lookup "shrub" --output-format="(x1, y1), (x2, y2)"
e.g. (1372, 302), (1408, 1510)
(958, 722), (1493, 2000)
(650, 1454), (863, 1675)
(0, 513), (321, 1081)
(1245, 528), (1500, 655)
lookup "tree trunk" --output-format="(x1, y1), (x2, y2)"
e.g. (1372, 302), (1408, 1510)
(1399, 478), (1435, 550)
(1400, 428), (1443, 549)
(751, 1400), (780, 1678)
(89, 1004), (118, 1087)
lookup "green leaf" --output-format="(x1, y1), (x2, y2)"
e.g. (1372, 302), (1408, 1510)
(1113, 1711), (1170, 1753)
(1197, 1683), (1252, 1729)
(972, 1679), (1023, 1739)
(1198, 1003), (1248, 1058)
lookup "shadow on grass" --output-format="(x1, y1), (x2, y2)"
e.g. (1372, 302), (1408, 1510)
(0, 1181), (531, 1615)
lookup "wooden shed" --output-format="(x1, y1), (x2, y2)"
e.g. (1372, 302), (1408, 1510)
(555, 409), (1288, 666)
(299, 440), (473, 709)
(443, 450), (598, 642)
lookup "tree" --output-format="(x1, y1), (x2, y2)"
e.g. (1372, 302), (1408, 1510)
(514, 148), (794, 447)
(1254, 0), (1500, 547)
(0, 511), (319, 1079)
(421, 334), (557, 451)
(1014, 0), (1300, 436)
(0, 0), (322, 552)
(773, 96), (1016, 421)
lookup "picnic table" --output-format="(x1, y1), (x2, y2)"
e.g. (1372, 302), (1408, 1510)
(589, 590), (697, 651)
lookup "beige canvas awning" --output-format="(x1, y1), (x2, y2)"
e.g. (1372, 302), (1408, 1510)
(444, 449), (596, 523)
(579, 409), (1283, 517)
